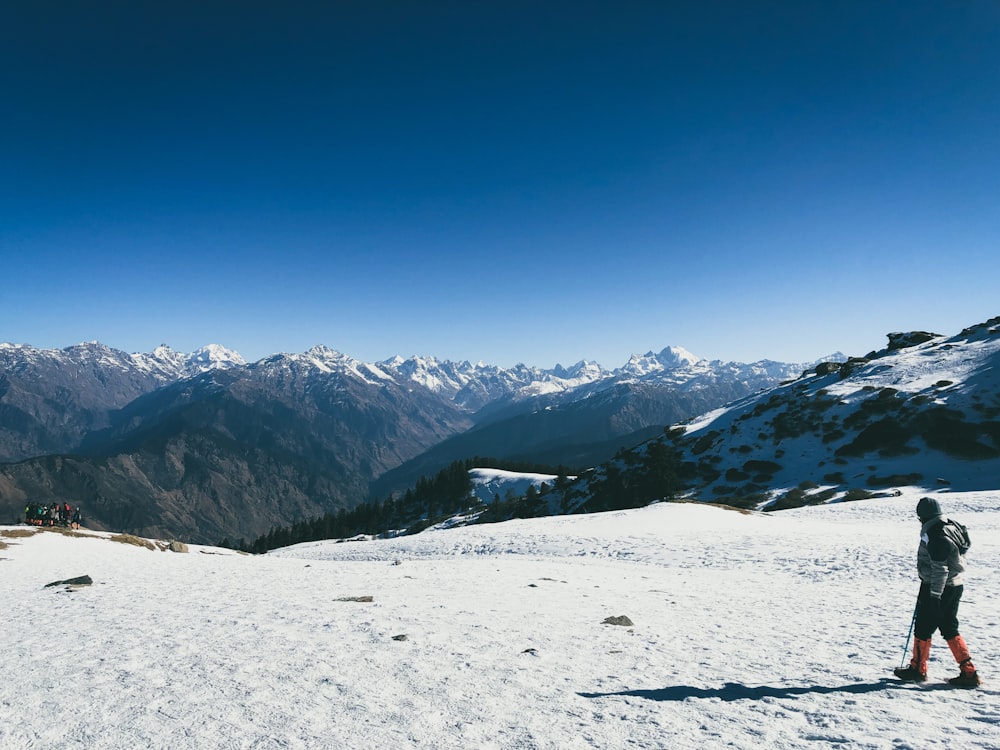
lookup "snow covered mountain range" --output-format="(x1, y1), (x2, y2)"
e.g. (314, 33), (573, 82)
(0, 338), (827, 543)
(13, 319), (997, 547)
(0, 340), (245, 383)
(0, 339), (824, 464)
(0, 339), (823, 420)
(543, 317), (1000, 518)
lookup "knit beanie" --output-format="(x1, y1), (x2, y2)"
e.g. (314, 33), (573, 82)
(916, 496), (942, 521)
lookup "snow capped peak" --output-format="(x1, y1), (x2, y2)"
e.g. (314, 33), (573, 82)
(623, 352), (661, 376)
(657, 345), (702, 367)
(57, 341), (140, 371)
(378, 354), (486, 395)
(280, 345), (355, 371)
(304, 344), (345, 358)
(187, 344), (246, 369)
(130, 344), (246, 380)
(802, 351), (849, 368)
(620, 345), (703, 377)
(65, 340), (111, 354)
(138, 345), (187, 374)
(551, 360), (604, 379)
(386, 354), (444, 373)
(266, 346), (396, 384)
(290, 345), (352, 371)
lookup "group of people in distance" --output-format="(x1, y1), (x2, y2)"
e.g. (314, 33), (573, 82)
(24, 501), (82, 529)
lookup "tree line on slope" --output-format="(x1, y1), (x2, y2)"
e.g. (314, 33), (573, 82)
(473, 437), (686, 522)
(229, 457), (578, 554)
(230, 435), (687, 555)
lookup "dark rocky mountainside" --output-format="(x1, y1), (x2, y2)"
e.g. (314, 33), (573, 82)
(370, 378), (755, 499)
(0, 352), (471, 545)
(0, 342), (243, 462)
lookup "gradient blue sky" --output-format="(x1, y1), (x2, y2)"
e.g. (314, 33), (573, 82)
(2, 1), (998, 368)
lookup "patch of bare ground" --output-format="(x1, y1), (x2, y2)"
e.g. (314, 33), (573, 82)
(1, 528), (38, 539)
(109, 533), (157, 551)
(38, 526), (95, 539)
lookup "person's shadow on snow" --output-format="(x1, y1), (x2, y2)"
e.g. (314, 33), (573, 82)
(579, 679), (953, 702)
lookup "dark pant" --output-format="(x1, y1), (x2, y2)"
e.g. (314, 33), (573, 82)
(915, 582), (963, 640)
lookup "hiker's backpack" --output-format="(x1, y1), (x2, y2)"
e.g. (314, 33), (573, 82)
(943, 519), (972, 555)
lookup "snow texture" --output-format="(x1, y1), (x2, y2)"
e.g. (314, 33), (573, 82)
(2, 488), (998, 749)
(469, 468), (569, 505)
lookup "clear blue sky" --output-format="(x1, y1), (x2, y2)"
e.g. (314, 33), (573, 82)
(2, 1), (998, 368)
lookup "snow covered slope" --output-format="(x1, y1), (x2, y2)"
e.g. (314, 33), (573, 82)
(637, 318), (1000, 508)
(2, 488), (998, 749)
(468, 467), (569, 504)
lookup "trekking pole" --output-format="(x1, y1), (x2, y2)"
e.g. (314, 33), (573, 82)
(900, 599), (919, 669)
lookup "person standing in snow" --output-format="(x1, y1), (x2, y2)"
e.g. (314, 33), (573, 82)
(894, 496), (981, 687)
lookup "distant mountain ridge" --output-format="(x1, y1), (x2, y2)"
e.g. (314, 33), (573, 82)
(0, 339), (834, 464)
(0, 337), (837, 543)
(0, 342), (245, 460)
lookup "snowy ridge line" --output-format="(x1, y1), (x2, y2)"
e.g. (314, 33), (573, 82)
(0, 337), (832, 397)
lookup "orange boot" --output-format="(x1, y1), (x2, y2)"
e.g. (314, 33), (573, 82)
(946, 635), (981, 688)
(894, 637), (931, 682)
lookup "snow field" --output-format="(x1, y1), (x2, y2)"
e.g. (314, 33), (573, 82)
(2, 488), (998, 749)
